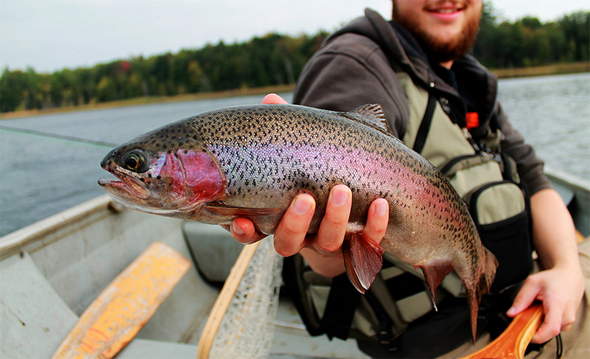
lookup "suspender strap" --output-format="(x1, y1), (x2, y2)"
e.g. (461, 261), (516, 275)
(320, 274), (362, 340)
(413, 93), (437, 154)
(282, 255), (323, 336)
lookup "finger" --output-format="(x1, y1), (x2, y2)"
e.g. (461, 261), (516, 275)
(273, 194), (316, 257)
(314, 185), (352, 253)
(507, 277), (540, 317)
(532, 300), (563, 344)
(262, 93), (288, 105)
(363, 198), (389, 244)
(230, 218), (266, 244)
(532, 296), (577, 344)
(561, 305), (578, 331)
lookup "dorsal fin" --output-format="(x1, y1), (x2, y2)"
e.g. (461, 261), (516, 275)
(345, 104), (392, 135)
(352, 104), (386, 121)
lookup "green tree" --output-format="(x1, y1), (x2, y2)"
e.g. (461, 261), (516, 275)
(96, 76), (116, 102)
(0, 68), (25, 112)
(559, 11), (590, 62)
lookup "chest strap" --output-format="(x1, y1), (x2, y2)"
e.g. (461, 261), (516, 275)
(412, 93), (437, 154)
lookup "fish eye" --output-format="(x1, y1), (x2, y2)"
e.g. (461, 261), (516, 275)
(122, 150), (148, 173)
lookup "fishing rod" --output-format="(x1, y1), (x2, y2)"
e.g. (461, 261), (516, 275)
(0, 125), (117, 148)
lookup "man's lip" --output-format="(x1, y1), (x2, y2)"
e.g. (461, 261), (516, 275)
(425, 1), (466, 20)
(426, 7), (465, 22)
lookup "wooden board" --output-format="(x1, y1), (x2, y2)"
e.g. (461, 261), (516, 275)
(51, 241), (191, 359)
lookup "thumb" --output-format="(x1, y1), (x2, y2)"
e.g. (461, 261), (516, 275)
(262, 93), (288, 105)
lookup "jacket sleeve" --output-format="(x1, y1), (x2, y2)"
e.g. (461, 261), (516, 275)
(293, 34), (407, 138)
(496, 103), (552, 195)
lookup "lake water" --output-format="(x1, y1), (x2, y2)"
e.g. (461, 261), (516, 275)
(1, 73), (589, 237)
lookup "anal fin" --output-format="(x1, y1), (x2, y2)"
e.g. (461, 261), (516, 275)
(420, 260), (454, 311)
(342, 232), (385, 294)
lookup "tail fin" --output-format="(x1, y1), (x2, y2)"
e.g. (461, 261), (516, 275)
(467, 248), (499, 342)
(465, 286), (479, 343)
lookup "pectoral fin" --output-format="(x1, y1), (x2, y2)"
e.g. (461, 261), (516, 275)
(420, 260), (454, 311)
(203, 202), (283, 217)
(342, 232), (385, 294)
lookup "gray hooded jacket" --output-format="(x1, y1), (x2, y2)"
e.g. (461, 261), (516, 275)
(293, 8), (550, 194)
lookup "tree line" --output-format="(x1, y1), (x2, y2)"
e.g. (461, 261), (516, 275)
(474, 5), (588, 68)
(1, 6), (588, 113)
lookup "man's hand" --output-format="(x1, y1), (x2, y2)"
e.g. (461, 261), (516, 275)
(507, 189), (584, 344)
(507, 265), (583, 343)
(229, 94), (389, 278)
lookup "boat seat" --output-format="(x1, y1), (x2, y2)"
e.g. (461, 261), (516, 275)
(182, 221), (242, 282)
(49, 242), (191, 358)
(0, 251), (78, 358)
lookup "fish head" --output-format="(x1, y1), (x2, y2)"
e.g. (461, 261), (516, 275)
(98, 124), (225, 218)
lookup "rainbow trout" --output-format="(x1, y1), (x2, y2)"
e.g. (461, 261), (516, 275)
(98, 104), (497, 340)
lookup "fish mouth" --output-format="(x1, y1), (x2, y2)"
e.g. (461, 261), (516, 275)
(98, 168), (150, 200)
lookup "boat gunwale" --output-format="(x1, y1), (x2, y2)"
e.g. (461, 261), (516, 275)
(0, 194), (115, 259)
(546, 167), (590, 193)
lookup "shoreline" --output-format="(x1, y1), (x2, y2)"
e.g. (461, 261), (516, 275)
(2, 63), (588, 120)
(0, 84), (296, 120)
(492, 62), (589, 79)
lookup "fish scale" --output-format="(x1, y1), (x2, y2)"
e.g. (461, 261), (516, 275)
(99, 103), (498, 341)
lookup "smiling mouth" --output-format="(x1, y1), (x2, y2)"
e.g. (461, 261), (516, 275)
(432, 8), (461, 13)
(426, 1), (466, 14)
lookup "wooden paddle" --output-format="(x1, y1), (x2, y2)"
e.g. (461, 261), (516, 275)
(51, 242), (191, 359)
(197, 241), (261, 359)
(462, 303), (544, 359)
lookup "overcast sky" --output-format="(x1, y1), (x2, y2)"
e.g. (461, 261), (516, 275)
(1, 0), (588, 73)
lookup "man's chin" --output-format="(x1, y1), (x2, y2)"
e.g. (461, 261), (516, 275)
(393, 4), (481, 64)
(424, 40), (469, 64)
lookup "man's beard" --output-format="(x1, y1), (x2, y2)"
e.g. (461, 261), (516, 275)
(392, 5), (481, 63)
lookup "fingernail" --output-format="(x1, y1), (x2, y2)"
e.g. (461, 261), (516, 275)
(332, 187), (349, 206)
(376, 200), (388, 216)
(507, 306), (516, 316)
(231, 222), (245, 236)
(294, 197), (313, 216)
